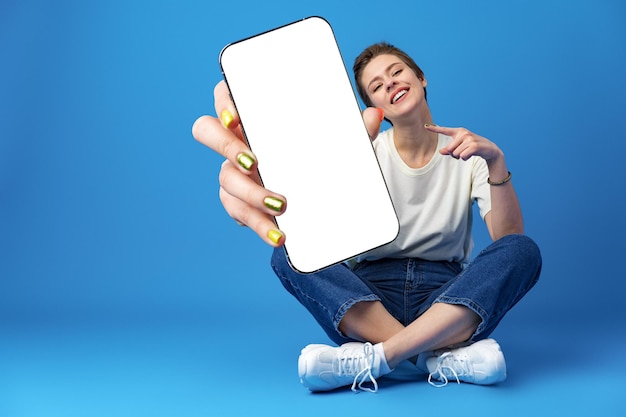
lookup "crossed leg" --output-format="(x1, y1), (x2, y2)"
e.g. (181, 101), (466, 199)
(339, 300), (480, 369)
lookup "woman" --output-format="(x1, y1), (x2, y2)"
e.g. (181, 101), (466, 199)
(192, 42), (542, 392)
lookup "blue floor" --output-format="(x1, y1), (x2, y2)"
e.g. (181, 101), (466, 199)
(2, 302), (625, 416)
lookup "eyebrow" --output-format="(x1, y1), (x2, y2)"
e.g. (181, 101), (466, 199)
(367, 62), (404, 90)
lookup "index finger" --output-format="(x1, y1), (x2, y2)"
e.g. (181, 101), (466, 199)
(214, 80), (241, 129)
(424, 123), (464, 157)
(424, 123), (459, 137)
(193, 80), (256, 173)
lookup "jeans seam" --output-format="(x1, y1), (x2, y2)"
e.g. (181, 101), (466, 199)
(404, 260), (411, 325)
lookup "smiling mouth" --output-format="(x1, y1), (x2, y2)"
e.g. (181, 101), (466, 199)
(391, 89), (408, 104)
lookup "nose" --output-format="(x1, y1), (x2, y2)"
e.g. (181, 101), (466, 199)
(385, 78), (397, 92)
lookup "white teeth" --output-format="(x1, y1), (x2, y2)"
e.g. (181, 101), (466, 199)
(392, 89), (407, 103)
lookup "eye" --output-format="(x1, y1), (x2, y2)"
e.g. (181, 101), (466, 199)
(372, 83), (382, 93)
(392, 68), (403, 76)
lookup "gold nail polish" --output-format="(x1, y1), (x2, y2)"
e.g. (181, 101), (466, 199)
(267, 229), (283, 244)
(264, 196), (284, 212)
(236, 152), (255, 171)
(220, 109), (234, 128)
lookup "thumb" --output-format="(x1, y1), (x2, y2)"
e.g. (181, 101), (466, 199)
(362, 107), (384, 141)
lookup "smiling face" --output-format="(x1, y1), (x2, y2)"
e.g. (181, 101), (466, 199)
(359, 54), (428, 123)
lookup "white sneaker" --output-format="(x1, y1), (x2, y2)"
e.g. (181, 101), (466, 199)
(426, 338), (507, 387)
(298, 342), (390, 392)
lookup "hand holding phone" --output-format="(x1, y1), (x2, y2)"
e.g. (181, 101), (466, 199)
(219, 17), (399, 273)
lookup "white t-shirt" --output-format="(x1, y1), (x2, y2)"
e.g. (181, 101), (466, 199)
(357, 128), (492, 264)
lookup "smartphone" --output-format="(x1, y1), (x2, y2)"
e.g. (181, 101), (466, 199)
(219, 16), (399, 273)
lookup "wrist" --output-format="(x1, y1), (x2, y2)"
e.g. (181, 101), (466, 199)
(488, 171), (512, 186)
(486, 153), (507, 178)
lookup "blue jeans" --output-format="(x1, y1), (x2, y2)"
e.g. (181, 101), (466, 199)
(271, 234), (542, 345)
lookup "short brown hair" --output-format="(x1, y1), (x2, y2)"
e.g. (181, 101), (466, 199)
(353, 42), (426, 107)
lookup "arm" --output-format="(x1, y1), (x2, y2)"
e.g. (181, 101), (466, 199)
(482, 154), (524, 240)
(425, 124), (524, 241)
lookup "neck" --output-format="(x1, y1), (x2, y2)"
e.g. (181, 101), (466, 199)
(391, 106), (438, 168)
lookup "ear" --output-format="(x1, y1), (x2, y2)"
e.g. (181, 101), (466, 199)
(421, 77), (428, 88)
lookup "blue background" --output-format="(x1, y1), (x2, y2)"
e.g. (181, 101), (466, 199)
(1, 0), (625, 415)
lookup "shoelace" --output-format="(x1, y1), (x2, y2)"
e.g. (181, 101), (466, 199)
(427, 351), (469, 388)
(338, 342), (378, 393)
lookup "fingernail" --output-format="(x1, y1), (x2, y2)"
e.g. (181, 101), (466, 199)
(424, 123), (431, 128)
(221, 109), (234, 128)
(264, 196), (284, 212)
(236, 152), (255, 171)
(267, 229), (283, 244)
